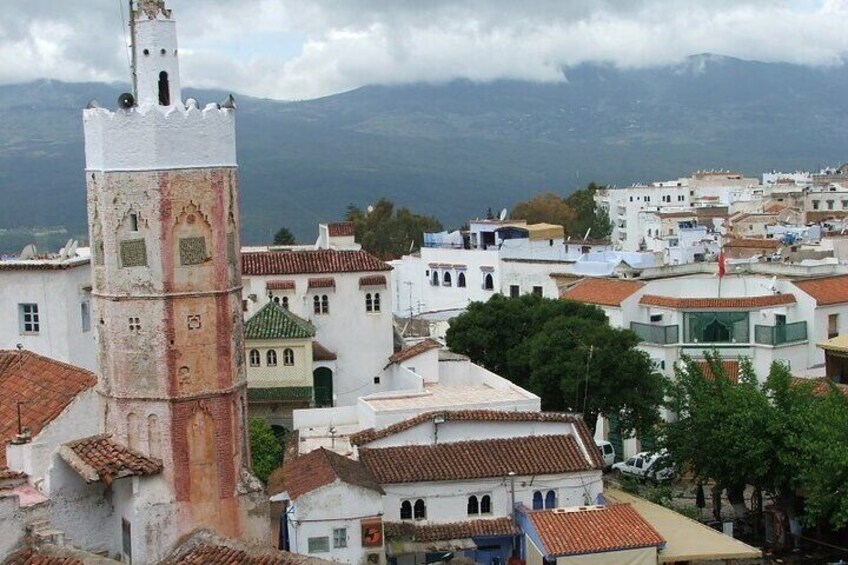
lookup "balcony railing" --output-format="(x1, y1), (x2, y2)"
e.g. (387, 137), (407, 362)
(754, 321), (807, 346)
(631, 322), (679, 345)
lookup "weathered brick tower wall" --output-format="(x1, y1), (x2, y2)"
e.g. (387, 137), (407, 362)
(83, 1), (267, 560)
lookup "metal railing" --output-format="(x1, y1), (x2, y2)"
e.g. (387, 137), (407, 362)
(631, 322), (679, 345)
(754, 321), (807, 346)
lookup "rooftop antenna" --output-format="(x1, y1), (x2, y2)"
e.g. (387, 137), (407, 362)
(499, 208), (508, 221)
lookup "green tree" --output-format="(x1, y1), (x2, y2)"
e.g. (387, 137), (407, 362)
(272, 227), (296, 245)
(445, 294), (662, 434)
(249, 418), (283, 483)
(345, 198), (442, 260)
(511, 192), (577, 231)
(566, 182), (612, 239)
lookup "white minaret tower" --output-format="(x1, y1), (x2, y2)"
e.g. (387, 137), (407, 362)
(82, 1), (268, 562)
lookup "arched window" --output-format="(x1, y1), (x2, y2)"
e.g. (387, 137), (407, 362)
(158, 71), (170, 106)
(443, 272), (452, 287)
(532, 491), (543, 510)
(313, 295), (321, 314)
(480, 494), (491, 514)
(321, 295), (329, 314)
(373, 293), (381, 312)
(365, 293), (373, 313)
(545, 490), (557, 509)
(249, 349), (260, 367)
(458, 272), (467, 288)
(413, 499), (427, 520)
(273, 296), (280, 304)
(467, 495), (479, 515)
(283, 348), (294, 366)
(431, 271), (439, 286)
(267, 349), (277, 367)
(282, 296), (289, 310)
(400, 500), (412, 520)
(484, 273), (494, 290)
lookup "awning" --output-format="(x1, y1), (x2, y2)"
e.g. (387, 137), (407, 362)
(386, 538), (476, 557)
(605, 488), (761, 563)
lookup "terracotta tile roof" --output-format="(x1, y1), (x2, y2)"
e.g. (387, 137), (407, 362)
(792, 275), (848, 306)
(696, 360), (740, 384)
(59, 434), (162, 485)
(639, 294), (795, 309)
(791, 377), (848, 397)
(327, 222), (355, 237)
(384, 518), (518, 542)
(169, 544), (320, 565)
(359, 434), (599, 484)
(312, 341), (337, 361)
(764, 202), (789, 213)
(388, 339), (441, 364)
(242, 249), (391, 276)
(349, 411), (603, 468)
(0, 350), (97, 467)
(307, 277), (335, 289)
(561, 278), (644, 307)
(245, 302), (315, 340)
(283, 447), (384, 500)
(723, 238), (781, 249)
(528, 504), (665, 557)
(3, 547), (84, 565)
(266, 279), (296, 291)
(359, 275), (387, 287)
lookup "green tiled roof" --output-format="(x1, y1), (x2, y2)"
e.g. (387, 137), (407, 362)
(248, 386), (314, 402)
(244, 302), (315, 340)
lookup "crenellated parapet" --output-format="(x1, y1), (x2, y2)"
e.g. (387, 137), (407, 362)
(84, 102), (236, 171)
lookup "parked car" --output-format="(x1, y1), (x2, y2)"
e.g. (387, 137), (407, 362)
(611, 451), (676, 483)
(595, 440), (615, 471)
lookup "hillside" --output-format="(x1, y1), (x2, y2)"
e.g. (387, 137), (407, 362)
(1, 54), (847, 251)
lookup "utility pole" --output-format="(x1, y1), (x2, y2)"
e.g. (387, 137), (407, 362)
(508, 471), (517, 554)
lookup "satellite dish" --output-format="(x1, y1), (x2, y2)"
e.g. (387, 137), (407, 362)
(118, 92), (135, 109)
(499, 208), (508, 221)
(583, 228), (592, 241)
(19, 244), (37, 260)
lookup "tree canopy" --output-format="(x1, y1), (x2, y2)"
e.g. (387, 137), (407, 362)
(509, 182), (611, 239)
(273, 227), (296, 245)
(249, 418), (283, 483)
(345, 198), (442, 260)
(664, 354), (848, 529)
(445, 294), (663, 434)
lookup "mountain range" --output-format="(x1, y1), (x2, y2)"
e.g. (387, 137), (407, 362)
(1, 53), (847, 252)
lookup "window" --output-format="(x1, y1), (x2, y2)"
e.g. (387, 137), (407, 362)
(532, 491), (543, 510)
(308, 537), (329, 554)
(129, 213), (139, 232)
(333, 528), (347, 549)
(158, 71), (170, 106)
(366, 292), (382, 313)
(483, 273), (494, 290)
(545, 490), (557, 509)
(267, 350), (277, 367)
(685, 311), (749, 344)
(400, 500), (412, 520)
(650, 314), (663, 323)
(314, 295), (330, 315)
(468, 495), (479, 515)
(273, 296), (280, 304)
(413, 499), (426, 520)
(249, 349), (260, 367)
(282, 296), (289, 310)
(828, 200), (835, 210)
(480, 494), (491, 514)
(532, 286), (543, 297)
(829, 313), (839, 339)
(81, 302), (91, 332)
(283, 348), (294, 366)
(813, 200), (820, 210)
(431, 271), (440, 286)
(19, 304), (39, 334)
(510, 285), (520, 298)
(443, 272), (452, 287)
(128, 317), (141, 332)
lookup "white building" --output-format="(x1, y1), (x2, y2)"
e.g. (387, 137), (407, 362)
(0, 248), (96, 371)
(282, 410), (606, 565)
(241, 232), (395, 408)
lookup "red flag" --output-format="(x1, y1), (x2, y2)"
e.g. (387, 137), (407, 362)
(718, 251), (726, 278)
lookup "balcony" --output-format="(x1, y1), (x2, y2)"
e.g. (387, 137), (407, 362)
(754, 321), (807, 346)
(631, 322), (679, 345)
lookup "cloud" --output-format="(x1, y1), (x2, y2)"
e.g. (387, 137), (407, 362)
(1, 0), (847, 100)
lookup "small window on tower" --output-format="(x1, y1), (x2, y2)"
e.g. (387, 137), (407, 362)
(158, 71), (170, 106)
(130, 213), (139, 232)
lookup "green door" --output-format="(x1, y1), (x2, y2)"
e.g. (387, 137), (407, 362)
(313, 367), (333, 407)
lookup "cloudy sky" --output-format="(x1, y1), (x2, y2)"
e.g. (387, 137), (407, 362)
(1, 1), (847, 100)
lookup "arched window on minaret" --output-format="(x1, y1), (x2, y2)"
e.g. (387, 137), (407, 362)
(158, 71), (170, 106)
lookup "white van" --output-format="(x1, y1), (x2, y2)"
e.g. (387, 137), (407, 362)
(595, 440), (615, 471)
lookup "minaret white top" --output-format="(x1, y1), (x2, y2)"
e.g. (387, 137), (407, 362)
(134, 0), (182, 108)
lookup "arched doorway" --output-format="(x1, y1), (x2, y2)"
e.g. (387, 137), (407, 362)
(313, 367), (333, 407)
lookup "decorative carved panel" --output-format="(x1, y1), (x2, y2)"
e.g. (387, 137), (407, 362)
(187, 314), (202, 330)
(120, 239), (148, 268)
(179, 237), (207, 266)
